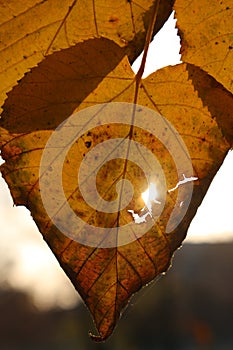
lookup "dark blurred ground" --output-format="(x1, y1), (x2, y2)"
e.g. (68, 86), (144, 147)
(0, 242), (232, 350)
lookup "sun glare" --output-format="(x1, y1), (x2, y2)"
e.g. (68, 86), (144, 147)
(141, 182), (159, 206)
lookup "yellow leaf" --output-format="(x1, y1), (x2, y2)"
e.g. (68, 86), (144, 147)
(1, 39), (232, 340)
(175, 0), (233, 93)
(0, 38), (126, 132)
(0, 0), (174, 112)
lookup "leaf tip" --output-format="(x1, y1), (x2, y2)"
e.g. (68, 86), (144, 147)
(88, 331), (106, 343)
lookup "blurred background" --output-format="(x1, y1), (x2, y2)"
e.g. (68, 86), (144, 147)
(0, 12), (232, 350)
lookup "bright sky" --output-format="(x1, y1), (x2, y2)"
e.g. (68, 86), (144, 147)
(0, 13), (232, 309)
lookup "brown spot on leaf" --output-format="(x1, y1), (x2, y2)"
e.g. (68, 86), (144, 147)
(109, 16), (119, 23)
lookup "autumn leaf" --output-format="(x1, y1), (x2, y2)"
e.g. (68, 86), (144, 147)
(0, 0), (174, 112)
(1, 34), (233, 340)
(1, 0), (233, 342)
(0, 38), (126, 132)
(175, 0), (233, 93)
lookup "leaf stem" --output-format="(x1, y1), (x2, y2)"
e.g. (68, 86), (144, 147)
(115, 0), (161, 232)
(129, 0), (161, 134)
(135, 0), (160, 88)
